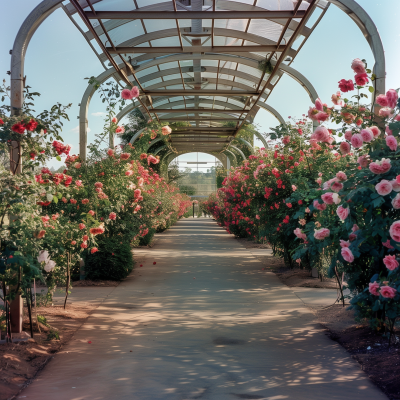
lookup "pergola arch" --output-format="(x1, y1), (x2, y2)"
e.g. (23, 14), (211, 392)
(79, 58), (315, 158)
(10, 0), (386, 157)
(166, 151), (227, 170)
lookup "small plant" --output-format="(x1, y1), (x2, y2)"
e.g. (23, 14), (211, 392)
(258, 59), (273, 74)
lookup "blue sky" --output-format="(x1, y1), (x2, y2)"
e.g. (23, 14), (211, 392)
(1, 1), (399, 168)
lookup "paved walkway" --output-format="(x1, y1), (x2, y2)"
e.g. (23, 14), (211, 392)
(21, 218), (386, 400)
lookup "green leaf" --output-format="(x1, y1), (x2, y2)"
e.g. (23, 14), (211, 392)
(53, 196), (58, 204)
(368, 86), (374, 93)
(56, 155), (61, 161)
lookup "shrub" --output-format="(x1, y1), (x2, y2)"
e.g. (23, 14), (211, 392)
(83, 236), (134, 281)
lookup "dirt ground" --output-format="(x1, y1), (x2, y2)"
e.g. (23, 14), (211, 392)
(0, 304), (96, 400)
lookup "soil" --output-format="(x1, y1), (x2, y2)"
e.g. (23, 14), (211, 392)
(0, 304), (95, 400)
(72, 279), (120, 287)
(315, 305), (400, 400)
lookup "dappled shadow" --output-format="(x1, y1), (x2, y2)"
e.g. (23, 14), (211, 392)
(21, 219), (384, 400)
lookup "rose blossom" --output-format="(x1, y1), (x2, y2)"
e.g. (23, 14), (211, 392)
(131, 86), (140, 98)
(354, 72), (369, 86)
(386, 135), (398, 151)
(357, 155), (369, 168)
(386, 89), (398, 109)
(369, 282), (380, 296)
(314, 228), (330, 240)
(339, 142), (351, 155)
(370, 126), (380, 138)
(332, 193), (341, 204)
(391, 180), (400, 192)
(336, 171), (347, 181)
(161, 126), (172, 136)
(341, 247), (354, 263)
(336, 205), (349, 221)
(369, 158), (391, 174)
(386, 126), (393, 136)
(294, 228), (307, 241)
(339, 240), (350, 248)
(389, 220), (400, 242)
(331, 91), (344, 106)
(338, 79), (354, 92)
(351, 133), (363, 148)
(376, 94), (389, 107)
(121, 89), (134, 100)
(344, 130), (353, 141)
(360, 128), (374, 142)
(375, 179), (393, 196)
(112, 117), (118, 123)
(310, 126), (329, 143)
(383, 239), (394, 249)
(331, 181), (343, 193)
(380, 286), (397, 299)
(321, 192), (334, 205)
(109, 212), (117, 220)
(351, 58), (366, 74)
(383, 255), (399, 271)
(392, 193), (400, 209)
(313, 200), (327, 211)
(379, 107), (392, 117)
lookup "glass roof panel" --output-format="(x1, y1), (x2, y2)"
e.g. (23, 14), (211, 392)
(143, 19), (177, 33)
(151, 37), (182, 47)
(159, 61), (179, 70)
(92, 0), (135, 12)
(136, 66), (159, 78)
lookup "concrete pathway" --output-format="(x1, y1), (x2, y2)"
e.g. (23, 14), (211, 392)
(21, 218), (387, 400)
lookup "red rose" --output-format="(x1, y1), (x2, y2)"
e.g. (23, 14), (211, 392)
(25, 119), (38, 132)
(338, 79), (354, 93)
(354, 73), (369, 86)
(11, 122), (26, 134)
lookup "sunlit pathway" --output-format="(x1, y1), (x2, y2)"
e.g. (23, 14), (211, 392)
(22, 218), (387, 400)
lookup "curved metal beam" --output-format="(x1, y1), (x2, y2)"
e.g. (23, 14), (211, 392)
(223, 149), (237, 167)
(329, 0), (385, 96)
(10, 0), (63, 114)
(229, 145), (247, 162)
(154, 145), (168, 155)
(146, 137), (165, 151)
(253, 131), (268, 148)
(234, 138), (254, 155)
(129, 128), (146, 144)
(167, 151), (226, 169)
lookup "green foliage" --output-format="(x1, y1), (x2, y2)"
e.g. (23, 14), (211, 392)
(84, 236), (134, 281)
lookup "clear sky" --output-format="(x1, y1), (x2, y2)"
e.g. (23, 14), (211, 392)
(1, 1), (399, 168)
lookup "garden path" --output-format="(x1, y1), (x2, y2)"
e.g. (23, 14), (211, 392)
(21, 218), (387, 400)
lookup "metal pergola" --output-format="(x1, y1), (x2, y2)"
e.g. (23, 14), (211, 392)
(63, 0), (330, 155)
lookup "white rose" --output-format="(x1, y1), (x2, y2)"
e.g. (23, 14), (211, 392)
(44, 260), (56, 272)
(37, 250), (50, 264)
(46, 194), (53, 202)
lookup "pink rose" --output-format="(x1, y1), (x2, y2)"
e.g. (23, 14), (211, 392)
(341, 247), (354, 263)
(331, 181), (343, 193)
(351, 58), (366, 74)
(311, 126), (330, 143)
(336, 171), (347, 181)
(321, 192), (334, 205)
(349, 233), (357, 241)
(121, 89), (134, 100)
(336, 205), (349, 221)
(383, 255), (399, 271)
(354, 72), (369, 86)
(316, 177), (322, 186)
(131, 86), (140, 98)
(391, 180), (400, 192)
(331, 92), (344, 106)
(282, 135), (290, 145)
(370, 126), (380, 138)
(369, 282), (380, 296)
(376, 94), (389, 107)
(352, 224), (359, 232)
(386, 126), (393, 135)
(294, 228), (307, 241)
(360, 128), (374, 142)
(389, 220), (400, 242)
(339, 142), (351, 155)
(340, 240), (350, 248)
(344, 130), (353, 141)
(314, 228), (330, 240)
(392, 193), (400, 209)
(357, 155), (369, 168)
(112, 117), (118, 123)
(338, 79), (354, 92)
(313, 200), (327, 211)
(369, 158), (391, 174)
(380, 286), (397, 299)
(375, 179), (393, 196)
(351, 134), (363, 148)
(386, 135), (397, 151)
(386, 89), (398, 109)
(379, 107), (392, 117)
(383, 239), (394, 249)
(315, 98), (324, 111)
